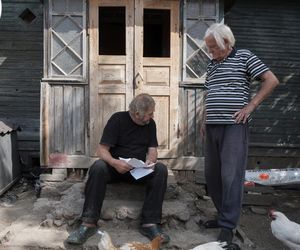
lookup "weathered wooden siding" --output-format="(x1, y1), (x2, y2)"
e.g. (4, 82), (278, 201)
(41, 0), (88, 168)
(49, 85), (85, 154)
(0, 124), (21, 195)
(178, 0), (221, 161)
(0, 0), (43, 164)
(40, 82), (89, 168)
(226, 0), (300, 167)
(179, 86), (205, 157)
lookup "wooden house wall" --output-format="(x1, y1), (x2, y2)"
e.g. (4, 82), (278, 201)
(0, 0), (43, 164)
(2, 0), (297, 170)
(226, 0), (300, 168)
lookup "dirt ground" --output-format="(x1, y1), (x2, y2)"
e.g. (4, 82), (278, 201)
(238, 186), (300, 250)
(0, 177), (299, 250)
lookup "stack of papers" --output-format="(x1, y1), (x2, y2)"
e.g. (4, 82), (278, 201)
(119, 157), (155, 179)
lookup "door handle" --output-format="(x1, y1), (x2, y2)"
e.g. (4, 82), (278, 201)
(134, 72), (144, 89)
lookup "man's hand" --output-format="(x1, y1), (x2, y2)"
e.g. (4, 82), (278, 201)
(97, 144), (132, 174)
(113, 159), (133, 174)
(234, 70), (279, 124)
(233, 103), (256, 124)
(146, 147), (158, 169)
(145, 160), (156, 169)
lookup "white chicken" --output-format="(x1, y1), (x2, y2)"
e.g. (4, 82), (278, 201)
(269, 210), (300, 250)
(98, 230), (162, 250)
(190, 241), (227, 250)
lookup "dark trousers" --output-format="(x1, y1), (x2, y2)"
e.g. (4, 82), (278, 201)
(205, 124), (248, 229)
(81, 159), (168, 225)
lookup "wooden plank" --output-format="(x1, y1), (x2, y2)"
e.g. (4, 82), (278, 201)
(64, 86), (73, 153)
(40, 82), (50, 166)
(47, 154), (98, 168)
(179, 87), (205, 157)
(53, 86), (64, 152)
(242, 194), (272, 206)
(74, 86), (85, 153)
(244, 185), (274, 194)
(170, 156), (204, 171)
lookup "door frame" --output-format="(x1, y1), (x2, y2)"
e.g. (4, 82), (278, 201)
(89, 0), (180, 158)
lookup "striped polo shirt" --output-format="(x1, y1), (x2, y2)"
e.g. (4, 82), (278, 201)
(204, 48), (269, 124)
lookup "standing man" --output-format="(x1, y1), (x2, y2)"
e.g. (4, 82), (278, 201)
(66, 93), (170, 245)
(201, 23), (279, 244)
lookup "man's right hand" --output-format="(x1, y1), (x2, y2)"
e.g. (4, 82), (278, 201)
(97, 144), (132, 174)
(112, 159), (133, 174)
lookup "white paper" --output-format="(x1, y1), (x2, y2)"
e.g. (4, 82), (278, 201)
(119, 157), (155, 179)
(130, 167), (154, 180)
(119, 157), (154, 168)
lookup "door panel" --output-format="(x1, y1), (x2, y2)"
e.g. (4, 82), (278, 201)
(89, 0), (134, 155)
(135, 0), (179, 157)
(89, 0), (179, 157)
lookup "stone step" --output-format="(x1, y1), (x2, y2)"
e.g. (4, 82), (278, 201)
(40, 169), (179, 201)
(34, 169), (190, 230)
(0, 177), (247, 250)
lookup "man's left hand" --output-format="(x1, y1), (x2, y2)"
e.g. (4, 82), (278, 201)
(233, 103), (256, 124)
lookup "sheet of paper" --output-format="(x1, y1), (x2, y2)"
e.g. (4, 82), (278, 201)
(119, 157), (155, 179)
(119, 157), (153, 168)
(130, 167), (154, 180)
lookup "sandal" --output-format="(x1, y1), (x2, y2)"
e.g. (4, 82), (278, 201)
(139, 224), (170, 244)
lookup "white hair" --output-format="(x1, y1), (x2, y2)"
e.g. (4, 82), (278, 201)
(129, 93), (155, 116)
(204, 23), (235, 50)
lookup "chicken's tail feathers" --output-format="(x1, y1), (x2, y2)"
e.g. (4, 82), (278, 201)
(97, 230), (116, 249)
(151, 235), (163, 250)
(97, 229), (105, 236)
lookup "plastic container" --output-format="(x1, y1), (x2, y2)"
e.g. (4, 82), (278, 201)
(245, 168), (300, 186)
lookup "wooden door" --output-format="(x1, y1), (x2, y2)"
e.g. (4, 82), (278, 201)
(89, 0), (179, 158)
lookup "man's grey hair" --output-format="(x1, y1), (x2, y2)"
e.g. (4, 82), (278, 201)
(204, 23), (235, 50)
(129, 93), (155, 116)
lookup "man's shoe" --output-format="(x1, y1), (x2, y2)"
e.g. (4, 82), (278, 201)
(217, 228), (233, 244)
(139, 224), (170, 244)
(66, 225), (97, 245)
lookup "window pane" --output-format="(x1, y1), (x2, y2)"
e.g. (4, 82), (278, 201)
(187, 50), (210, 78)
(99, 7), (125, 55)
(144, 9), (170, 57)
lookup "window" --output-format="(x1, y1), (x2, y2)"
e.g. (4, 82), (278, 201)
(48, 0), (86, 78)
(99, 7), (126, 55)
(144, 9), (170, 57)
(183, 0), (219, 83)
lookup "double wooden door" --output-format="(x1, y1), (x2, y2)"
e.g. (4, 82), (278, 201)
(89, 0), (179, 158)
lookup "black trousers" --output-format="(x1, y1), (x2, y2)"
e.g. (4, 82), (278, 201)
(205, 124), (249, 229)
(81, 159), (168, 225)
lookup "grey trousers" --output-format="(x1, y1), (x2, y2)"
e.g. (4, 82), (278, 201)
(205, 124), (249, 229)
(81, 159), (168, 225)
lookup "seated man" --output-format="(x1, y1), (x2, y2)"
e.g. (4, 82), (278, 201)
(66, 93), (170, 245)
